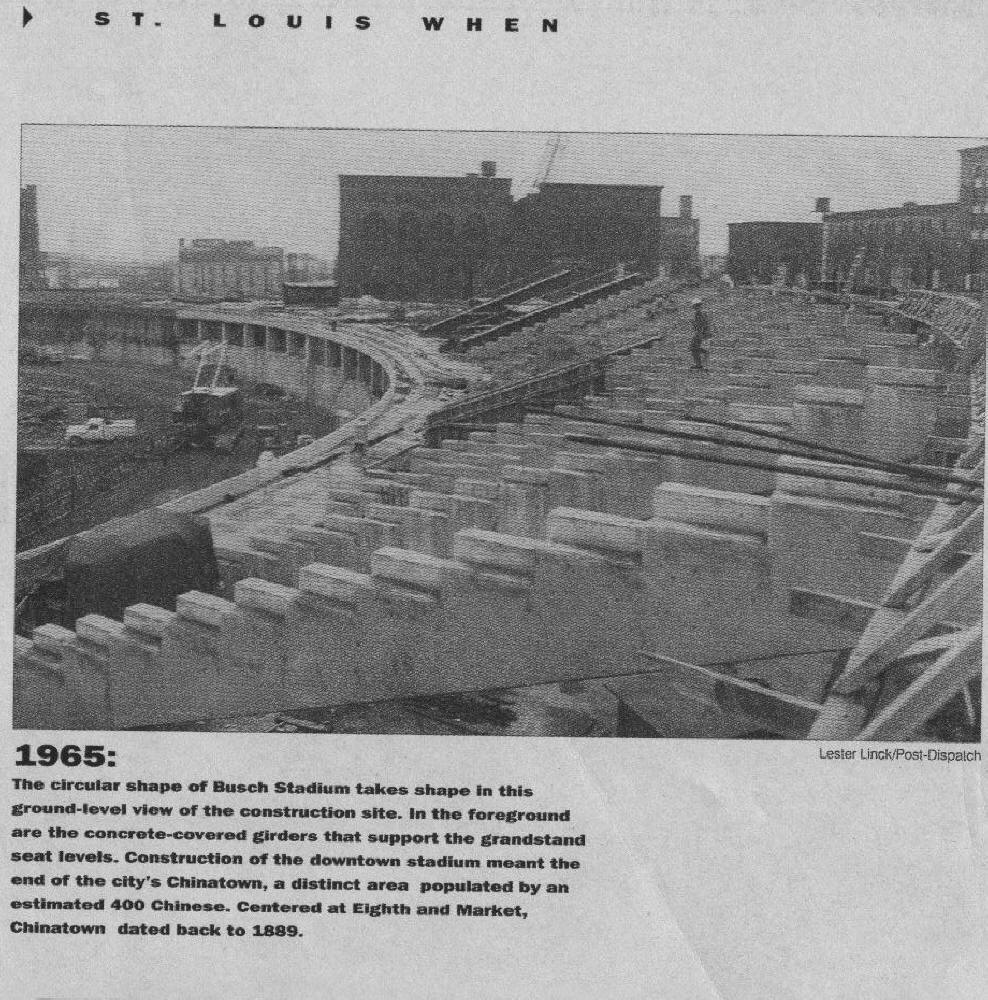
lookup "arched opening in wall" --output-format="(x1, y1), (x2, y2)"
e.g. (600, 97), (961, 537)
(458, 213), (491, 299)
(459, 212), (490, 251)
(911, 258), (932, 289)
(394, 211), (423, 251)
(423, 264), (440, 301)
(638, 221), (663, 267)
(970, 244), (986, 276)
(445, 263), (466, 301)
(431, 212), (456, 248)
(397, 262), (425, 302)
(360, 212), (390, 247)
(890, 264), (909, 293)
(478, 257), (510, 293)
(365, 265), (391, 300)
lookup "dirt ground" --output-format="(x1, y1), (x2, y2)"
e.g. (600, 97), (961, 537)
(17, 358), (338, 549)
(18, 359), (197, 448)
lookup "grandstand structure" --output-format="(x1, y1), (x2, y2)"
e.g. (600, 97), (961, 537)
(13, 276), (985, 741)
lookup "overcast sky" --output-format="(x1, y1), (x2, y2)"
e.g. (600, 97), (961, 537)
(21, 127), (983, 260)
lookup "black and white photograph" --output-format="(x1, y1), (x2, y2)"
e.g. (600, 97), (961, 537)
(4, 4), (988, 998)
(14, 127), (986, 741)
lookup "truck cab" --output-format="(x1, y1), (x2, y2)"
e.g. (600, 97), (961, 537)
(64, 416), (138, 446)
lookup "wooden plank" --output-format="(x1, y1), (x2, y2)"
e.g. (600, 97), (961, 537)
(640, 652), (823, 713)
(885, 508), (983, 606)
(895, 632), (956, 664)
(858, 625), (983, 740)
(807, 690), (871, 741)
(639, 652), (822, 737)
(835, 554), (982, 693)
(789, 590), (879, 632)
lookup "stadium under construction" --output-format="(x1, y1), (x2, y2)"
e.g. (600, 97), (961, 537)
(14, 146), (986, 742)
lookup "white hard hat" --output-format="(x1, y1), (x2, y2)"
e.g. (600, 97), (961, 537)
(690, 297), (703, 305)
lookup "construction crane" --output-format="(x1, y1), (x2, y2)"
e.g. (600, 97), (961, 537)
(843, 246), (867, 298)
(516, 133), (564, 198)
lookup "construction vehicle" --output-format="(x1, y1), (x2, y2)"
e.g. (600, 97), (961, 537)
(172, 341), (244, 452)
(64, 415), (138, 446)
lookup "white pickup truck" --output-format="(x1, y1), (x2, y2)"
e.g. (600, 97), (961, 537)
(64, 417), (138, 446)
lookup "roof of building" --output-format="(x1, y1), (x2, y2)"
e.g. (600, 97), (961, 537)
(339, 173), (510, 185)
(728, 221), (822, 230)
(824, 201), (961, 219)
(535, 180), (663, 192)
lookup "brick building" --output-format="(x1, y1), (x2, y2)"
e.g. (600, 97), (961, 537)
(821, 202), (966, 294)
(20, 185), (46, 290)
(176, 239), (285, 300)
(338, 162), (677, 301)
(959, 145), (988, 292)
(337, 163), (513, 301)
(286, 252), (332, 282)
(657, 196), (701, 279)
(503, 180), (665, 278)
(727, 221), (823, 286)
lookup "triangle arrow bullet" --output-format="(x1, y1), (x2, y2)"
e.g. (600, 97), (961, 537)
(23, 7), (33, 26)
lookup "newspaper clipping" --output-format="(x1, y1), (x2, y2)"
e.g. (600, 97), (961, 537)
(3, 2), (986, 998)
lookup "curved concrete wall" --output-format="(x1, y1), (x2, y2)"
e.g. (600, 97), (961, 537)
(19, 302), (393, 416)
(15, 304), (416, 557)
(182, 313), (388, 417)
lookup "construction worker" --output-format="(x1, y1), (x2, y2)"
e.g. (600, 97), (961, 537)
(688, 298), (712, 372)
(350, 419), (370, 468)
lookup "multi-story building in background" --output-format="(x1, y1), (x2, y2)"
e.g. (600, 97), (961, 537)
(19, 185), (47, 290)
(338, 162), (513, 301)
(959, 145), (988, 292)
(503, 180), (665, 278)
(821, 202), (966, 294)
(45, 257), (173, 295)
(817, 144), (986, 296)
(727, 221), (823, 286)
(286, 252), (333, 283)
(175, 239), (285, 300)
(338, 162), (680, 301)
(657, 195), (701, 279)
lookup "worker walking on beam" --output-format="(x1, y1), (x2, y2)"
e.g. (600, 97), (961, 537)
(689, 297), (712, 372)
(350, 418), (370, 469)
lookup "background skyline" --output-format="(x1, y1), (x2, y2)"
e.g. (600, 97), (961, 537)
(21, 127), (984, 261)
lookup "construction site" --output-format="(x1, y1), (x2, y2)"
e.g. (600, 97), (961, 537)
(13, 132), (986, 742)
(16, 338), (342, 551)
